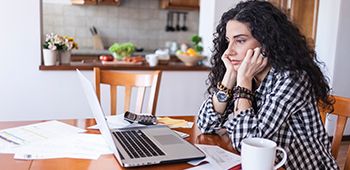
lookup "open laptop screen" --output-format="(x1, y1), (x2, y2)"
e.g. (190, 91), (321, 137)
(77, 69), (122, 163)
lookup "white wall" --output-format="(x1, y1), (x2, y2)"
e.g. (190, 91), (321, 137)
(0, 0), (208, 121)
(199, 0), (237, 60)
(332, 0), (350, 97)
(315, 0), (341, 83)
(316, 0), (350, 135)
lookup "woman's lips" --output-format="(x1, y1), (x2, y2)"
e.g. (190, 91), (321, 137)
(230, 60), (241, 65)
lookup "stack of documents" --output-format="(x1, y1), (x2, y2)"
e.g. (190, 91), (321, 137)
(89, 114), (194, 129)
(0, 121), (112, 160)
(157, 117), (194, 128)
(88, 114), (190, 138)
(88, 114), (144, 130)
(187, 144), (241, 170)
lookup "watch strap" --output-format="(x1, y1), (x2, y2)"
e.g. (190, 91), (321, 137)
(217, 82), (232, 95)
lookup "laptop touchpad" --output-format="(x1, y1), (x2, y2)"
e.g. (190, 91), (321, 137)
(153, 135), (183, 145)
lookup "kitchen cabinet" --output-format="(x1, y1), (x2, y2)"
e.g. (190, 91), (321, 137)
(268, 0), (319, 48)
(160, 0), (199, 10)
(71, 0), (120, 5)
(98, 0), (120, 5)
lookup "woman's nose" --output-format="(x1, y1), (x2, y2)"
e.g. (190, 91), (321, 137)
(226, 43), (237, 55)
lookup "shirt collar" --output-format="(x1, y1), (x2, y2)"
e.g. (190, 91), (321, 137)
(255, 67), (275, 96)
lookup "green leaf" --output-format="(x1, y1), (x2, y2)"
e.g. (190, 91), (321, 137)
(191, 35), (202, 44)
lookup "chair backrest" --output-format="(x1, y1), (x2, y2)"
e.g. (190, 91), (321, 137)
(319, 95), (350, 169)
(94, 67), (162, 116)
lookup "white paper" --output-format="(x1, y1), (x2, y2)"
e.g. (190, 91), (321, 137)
(88, 114), (193, 130)
(185, 163), (214, 170)
(0, 120), (86, 153)
(173, 130), (190, 138)
(88, 114), (146, 130)
(188, 144), (241, 170)
(0, 138), (19, 153)
(14, 152), (100, 160)
(13, 134), (112, 160)
(162, 121), (194, 129)
(169, 122), (194, 128)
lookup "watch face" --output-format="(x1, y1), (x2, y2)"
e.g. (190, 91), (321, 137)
(216, 90), (229, 102)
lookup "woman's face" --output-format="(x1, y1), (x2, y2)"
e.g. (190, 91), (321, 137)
(225, 20), (261, 71)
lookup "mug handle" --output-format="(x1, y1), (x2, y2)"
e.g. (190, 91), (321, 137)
(274, 147), (287, 170)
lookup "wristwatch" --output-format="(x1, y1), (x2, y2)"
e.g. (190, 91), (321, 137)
(216, 90), (231, 102)
(215, 82), (232, 102)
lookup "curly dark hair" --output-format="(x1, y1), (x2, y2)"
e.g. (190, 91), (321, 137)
(207, 0), (333, 111)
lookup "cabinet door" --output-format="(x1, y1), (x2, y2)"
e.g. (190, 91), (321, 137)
(71, 0), (97, 5)
(160, 0), (199, 10)
(268, 0), (319, 48)
(290, 0), (319, 47)
(98, 0), (120, 5)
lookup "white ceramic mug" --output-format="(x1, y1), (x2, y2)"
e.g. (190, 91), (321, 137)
(241, 138), (287, 170)
(145, 54), (159, 67)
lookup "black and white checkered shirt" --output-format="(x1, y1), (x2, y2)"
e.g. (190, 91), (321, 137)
(197, 68), (339, 170)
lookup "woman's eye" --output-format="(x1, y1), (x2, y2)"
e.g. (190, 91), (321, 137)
(236, 39), (246, 44)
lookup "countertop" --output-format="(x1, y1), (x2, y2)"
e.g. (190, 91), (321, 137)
(72, 48), (154, 56)
(41, 49), (210, 71)
(39, 61), (210, 71)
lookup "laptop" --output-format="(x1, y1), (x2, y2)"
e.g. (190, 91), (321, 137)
(76, 70), (205, 167)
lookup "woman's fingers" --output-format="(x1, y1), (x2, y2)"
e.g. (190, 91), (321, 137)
(250, 47), (261, 64)
(244, 49), (254, 63)
(256, 56), (268, 73)
(221, 51), (235, 71)
(238, 47), (268, 80)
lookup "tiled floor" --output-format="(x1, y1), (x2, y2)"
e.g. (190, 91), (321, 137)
(338, 141), (350, 170)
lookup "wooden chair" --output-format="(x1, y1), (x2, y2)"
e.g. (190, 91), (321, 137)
(93, 67), (162, 115)
(319, 95), (350, 169)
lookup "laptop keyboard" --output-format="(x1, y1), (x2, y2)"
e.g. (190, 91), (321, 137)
(112, 130), (165, 159)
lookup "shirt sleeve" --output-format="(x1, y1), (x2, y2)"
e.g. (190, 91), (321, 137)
(196, 95), (233, 134)
(228, 72), (311, 151)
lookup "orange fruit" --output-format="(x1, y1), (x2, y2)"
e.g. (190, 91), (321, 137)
(186, 48), (197, 57)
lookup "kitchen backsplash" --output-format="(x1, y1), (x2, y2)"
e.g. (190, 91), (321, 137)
(43, 0), (199, 51)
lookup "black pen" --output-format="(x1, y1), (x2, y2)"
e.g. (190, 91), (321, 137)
(0, 134), (20, 145)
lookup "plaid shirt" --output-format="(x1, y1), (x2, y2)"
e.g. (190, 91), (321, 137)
(197, 68), (339, 170)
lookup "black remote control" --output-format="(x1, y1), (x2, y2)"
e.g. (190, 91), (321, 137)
(124, 111), (157, 125)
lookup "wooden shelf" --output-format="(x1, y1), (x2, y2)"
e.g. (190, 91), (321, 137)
(160, 0), (199, 10)
(39, 62), (210, 71)
(71, 0), (120, 6)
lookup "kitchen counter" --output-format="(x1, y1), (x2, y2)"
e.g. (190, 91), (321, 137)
(72, 48), (154, 56)
(40, 56), (210, 71)
(39, 62), (210, 71)
(40, 49), (210, 71)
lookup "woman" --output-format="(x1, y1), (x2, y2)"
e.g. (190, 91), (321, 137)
(197, 1), (338, 169)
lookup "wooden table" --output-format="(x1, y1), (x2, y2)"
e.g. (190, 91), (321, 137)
(0, 116), (235, 170)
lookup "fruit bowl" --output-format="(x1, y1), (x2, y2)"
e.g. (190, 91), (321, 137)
(176, 54), (204, 66)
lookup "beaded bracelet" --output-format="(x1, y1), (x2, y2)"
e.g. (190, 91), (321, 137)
(232, 86), (254, 101)
(216, 82), (233, 95)
(233, 86), (254, 111)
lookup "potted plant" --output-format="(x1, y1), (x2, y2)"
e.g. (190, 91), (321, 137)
(42, 33), (64, 66)
(191, 34), (203, 53)
(60, 36), (78, 64)
(108, 42), (135, 60)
